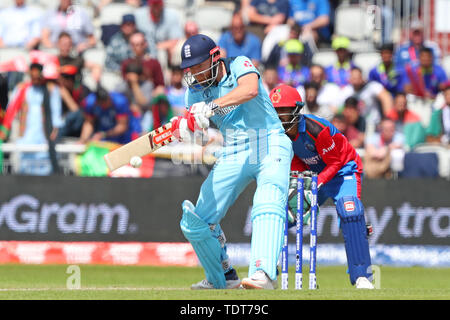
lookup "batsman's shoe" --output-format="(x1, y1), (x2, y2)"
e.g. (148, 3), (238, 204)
(355, 277), (374, 289)
(241, 270), (278, 290)
(191, 268), (241, 290)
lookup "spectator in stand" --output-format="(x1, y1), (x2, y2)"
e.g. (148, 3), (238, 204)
(386, 91), (425, 150)
(41, 0), (96, 53)
(331, 113), (363, 149)
(0, 0), (41, 50)
(364, 118), (405, 179)
(394, 19), (441, 70)
(262, 66), (280, 93)
(166, 67), (186, 117)
(97, 0), (146, 10)
(79, 87), (133, 144)
(219, 13), (262, 67)
(135, 0), (183, 62)
(57, 32), (102, 87)
(402, 47), (448, 99)
(121, 32), (165, 97)
(171, 21), (199, 68)
(325, 36), (355, 87)
(16, 62), (64, 175)
(288, 0), (331, 43)
(302, 81), (333, 121)
(339, 67), (393, 137)
(369, 43), (404, 97)
(440, 84), (450, 144)
(342, 96), (366, 139)
(105, 14), (138, 72)
(247, 0), (290, 39)
(277, 39), (309, 88)
(309, 64), (340, 114)
(57, 65), (91, 139)
(116, 61), (153, 133)
(266, 24), (314, 68)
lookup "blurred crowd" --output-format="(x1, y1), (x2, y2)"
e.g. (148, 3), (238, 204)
(0, 0), (449, 179)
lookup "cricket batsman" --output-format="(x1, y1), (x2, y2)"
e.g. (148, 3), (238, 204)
(169, 34), (293, 289)
(269, 84), (374, 289)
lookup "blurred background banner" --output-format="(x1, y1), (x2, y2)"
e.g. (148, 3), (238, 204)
(0, 176), (449, 245)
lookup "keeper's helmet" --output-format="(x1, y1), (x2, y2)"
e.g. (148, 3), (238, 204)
(180, 34), (221, 91)
(269, 84), (305, 132)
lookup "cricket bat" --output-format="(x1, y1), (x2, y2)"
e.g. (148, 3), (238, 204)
(104, 122), (175, 171)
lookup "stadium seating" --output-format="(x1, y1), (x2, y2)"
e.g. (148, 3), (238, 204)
(99, 3), (135, 26)
(399, 152), (439, 178)
(413, 144), (450, 179)
(334, 4), (376, 52)
(194, 5), (233, 33)
(261, 24), (290, 64)
(83, 47), (106, 66)
(353, 51), (381, 78)
(311, 50), (337, 68)
(443, 55), (450, 78)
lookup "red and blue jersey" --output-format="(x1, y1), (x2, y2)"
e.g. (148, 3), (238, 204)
(290, 114), (363, 187)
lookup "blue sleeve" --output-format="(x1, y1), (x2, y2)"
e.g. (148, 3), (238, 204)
(288, 0), (296, 18)
(83, 93), (96, 115)
(278, 0), (291, 16)
(112, 94), (130, 115)
(250, 35), (262, 61)
(50, 87), (64, 128)
(396, 68), (406, 92)
(218, 32), (229, 51)
(393, 47), (404, 68)
(230, 56), (260, 81)
(317, 0), (330, 16)
(436, 66), (448, 82)
(368, 67), (378, 82)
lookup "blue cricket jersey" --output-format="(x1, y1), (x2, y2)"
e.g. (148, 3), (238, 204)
(185, 56), (285, 147)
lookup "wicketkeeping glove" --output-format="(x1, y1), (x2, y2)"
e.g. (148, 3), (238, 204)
(287, 176), (319, 227)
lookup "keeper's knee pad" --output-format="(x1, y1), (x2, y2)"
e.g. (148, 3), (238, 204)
(180, 200), (226, 288)
(336, 196), (372, 285)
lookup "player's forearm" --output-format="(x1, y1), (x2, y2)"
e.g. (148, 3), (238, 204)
(214, 74), (259, 108)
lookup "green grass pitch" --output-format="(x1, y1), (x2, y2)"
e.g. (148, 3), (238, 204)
(0, 264), (448, 300)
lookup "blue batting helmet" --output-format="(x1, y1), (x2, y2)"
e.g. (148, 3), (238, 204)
(180, 34), (219, 69)
(180, 34), (221, 91)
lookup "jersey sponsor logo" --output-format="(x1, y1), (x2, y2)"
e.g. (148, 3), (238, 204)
(322, 140), (335, 155)
(214, 104), (239, 116)
(184, 44), (191, 58)
(243, 60), (253, 68)
(303, 154), (321, 165)
(344, 201), (355, 212)
(305, 142), (315, 152)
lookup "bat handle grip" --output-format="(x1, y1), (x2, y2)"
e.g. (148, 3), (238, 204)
(206, 102), (219, 118)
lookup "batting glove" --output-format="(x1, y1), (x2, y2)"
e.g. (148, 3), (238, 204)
(189, 101), (219, 129)
(170, 115), (209, 145)
(170, 116), (195, 143)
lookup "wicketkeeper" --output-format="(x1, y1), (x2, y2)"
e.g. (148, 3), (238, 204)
(170, 34), (293, 289)
(269, 84), (374, 289)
